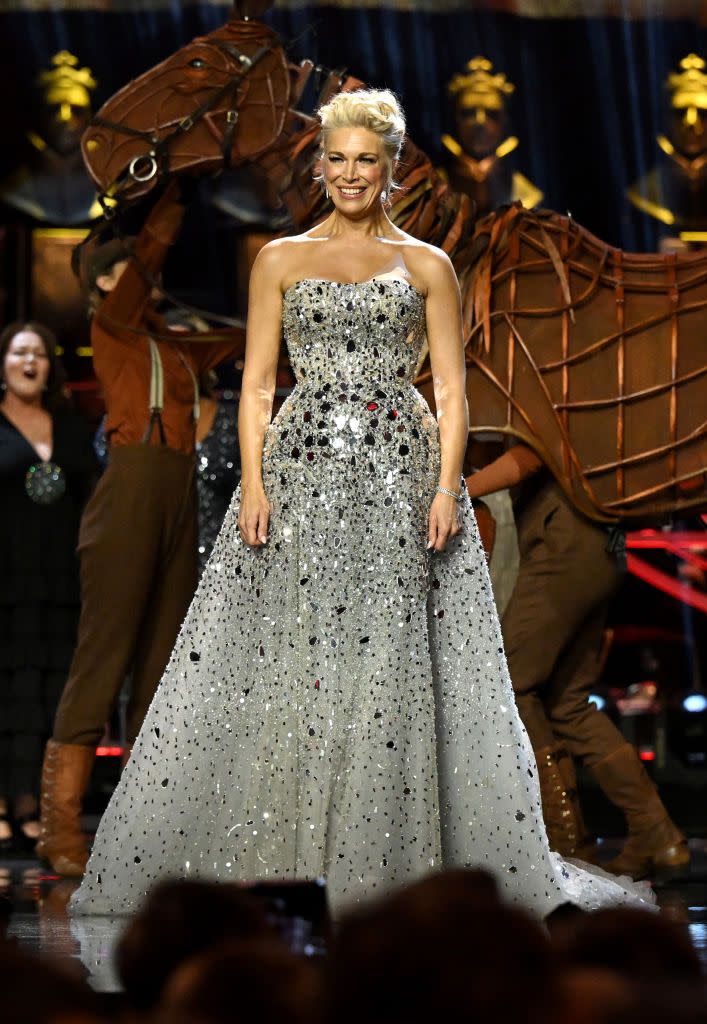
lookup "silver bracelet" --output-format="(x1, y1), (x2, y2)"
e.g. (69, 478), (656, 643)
(436, 485), (463, 502)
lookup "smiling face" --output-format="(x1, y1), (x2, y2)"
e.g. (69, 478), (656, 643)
(2, 330), (51, 403)
(323, 127), (390, 214)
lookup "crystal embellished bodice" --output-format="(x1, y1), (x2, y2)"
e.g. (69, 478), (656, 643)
(282, 277), (426, 385)
(265, 277), (437, 492)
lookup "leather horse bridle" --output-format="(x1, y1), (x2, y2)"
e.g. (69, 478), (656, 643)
(92, 36), (276, 206)
(74, 35), (277, 333)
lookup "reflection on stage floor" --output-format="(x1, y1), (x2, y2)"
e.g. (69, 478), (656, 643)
(2, 839), (707, 992)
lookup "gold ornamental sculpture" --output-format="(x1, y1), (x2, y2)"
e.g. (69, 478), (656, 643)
(37, 51), (97, 121)
(628, 54), (707, 244)
(0, 50), (102, 224)
(439, 56), (543, 216)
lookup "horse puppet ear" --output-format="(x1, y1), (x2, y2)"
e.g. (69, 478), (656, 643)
(232, 0), (274, 20)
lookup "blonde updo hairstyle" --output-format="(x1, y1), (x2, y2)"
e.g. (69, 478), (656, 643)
(317, 88), (406, 199)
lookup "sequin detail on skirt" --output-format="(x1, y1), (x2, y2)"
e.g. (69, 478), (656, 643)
(72, 279), (654, 917)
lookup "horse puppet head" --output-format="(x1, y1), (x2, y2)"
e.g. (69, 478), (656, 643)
(82, 14), (299, 203)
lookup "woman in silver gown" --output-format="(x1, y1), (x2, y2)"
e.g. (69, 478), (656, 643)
(71, 89), (651, 919)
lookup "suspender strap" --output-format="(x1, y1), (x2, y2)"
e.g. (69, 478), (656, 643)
(142, 337), (200, 446)
(148, 338), (164, 411)
(143, 409), (166, 445)
(143, 337), (167, 445)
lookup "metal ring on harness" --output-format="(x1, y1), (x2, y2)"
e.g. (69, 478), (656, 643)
(129, 153), (158, 183)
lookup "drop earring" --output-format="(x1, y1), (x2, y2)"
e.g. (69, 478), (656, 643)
(325, 186), (330, 199)
(381, 189), (388, 203)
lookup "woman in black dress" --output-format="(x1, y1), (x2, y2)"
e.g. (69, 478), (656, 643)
(0, 321), (96, 850)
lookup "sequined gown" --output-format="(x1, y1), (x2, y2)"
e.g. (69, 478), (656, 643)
(72, 278), (652, 918)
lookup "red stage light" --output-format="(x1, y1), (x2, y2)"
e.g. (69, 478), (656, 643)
(625, 531), (707, 551)
(627, 554), (707, 615)
(625, 533), (707, 575)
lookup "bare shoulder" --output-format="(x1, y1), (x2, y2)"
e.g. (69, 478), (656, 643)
(396, 236), (458, 295)
(249, 237), (301, 295)
(252, 233), (320, 293)
(252, 236), (297, 274)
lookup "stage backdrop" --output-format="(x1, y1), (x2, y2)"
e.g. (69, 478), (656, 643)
(0, 0), (704, 250)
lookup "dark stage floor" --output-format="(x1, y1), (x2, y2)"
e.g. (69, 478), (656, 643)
(2, 839), (706, 991)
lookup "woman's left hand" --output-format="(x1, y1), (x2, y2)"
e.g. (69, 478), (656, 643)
(427, 491), (462, 553)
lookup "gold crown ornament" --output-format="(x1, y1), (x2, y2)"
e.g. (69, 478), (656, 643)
(667, 53), (707, 115)
(447, 57), (515, 112)
(37, 51), (97, 119)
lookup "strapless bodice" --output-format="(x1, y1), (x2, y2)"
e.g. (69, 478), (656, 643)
(266, 276), (437, 493)
(282, 277), (426, 387)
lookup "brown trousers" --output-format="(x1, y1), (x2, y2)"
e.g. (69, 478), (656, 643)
(502, 478), (626, 769)
(53, 445), (197, 747)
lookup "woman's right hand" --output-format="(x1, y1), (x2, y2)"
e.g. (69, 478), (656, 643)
(238, 482), (270, 547)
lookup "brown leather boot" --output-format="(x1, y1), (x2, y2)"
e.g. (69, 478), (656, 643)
(36, 740), (95, 877)
(555, 746), (598, 863)
(536, 744), (594, 858)
(590, 743), (690, 880)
